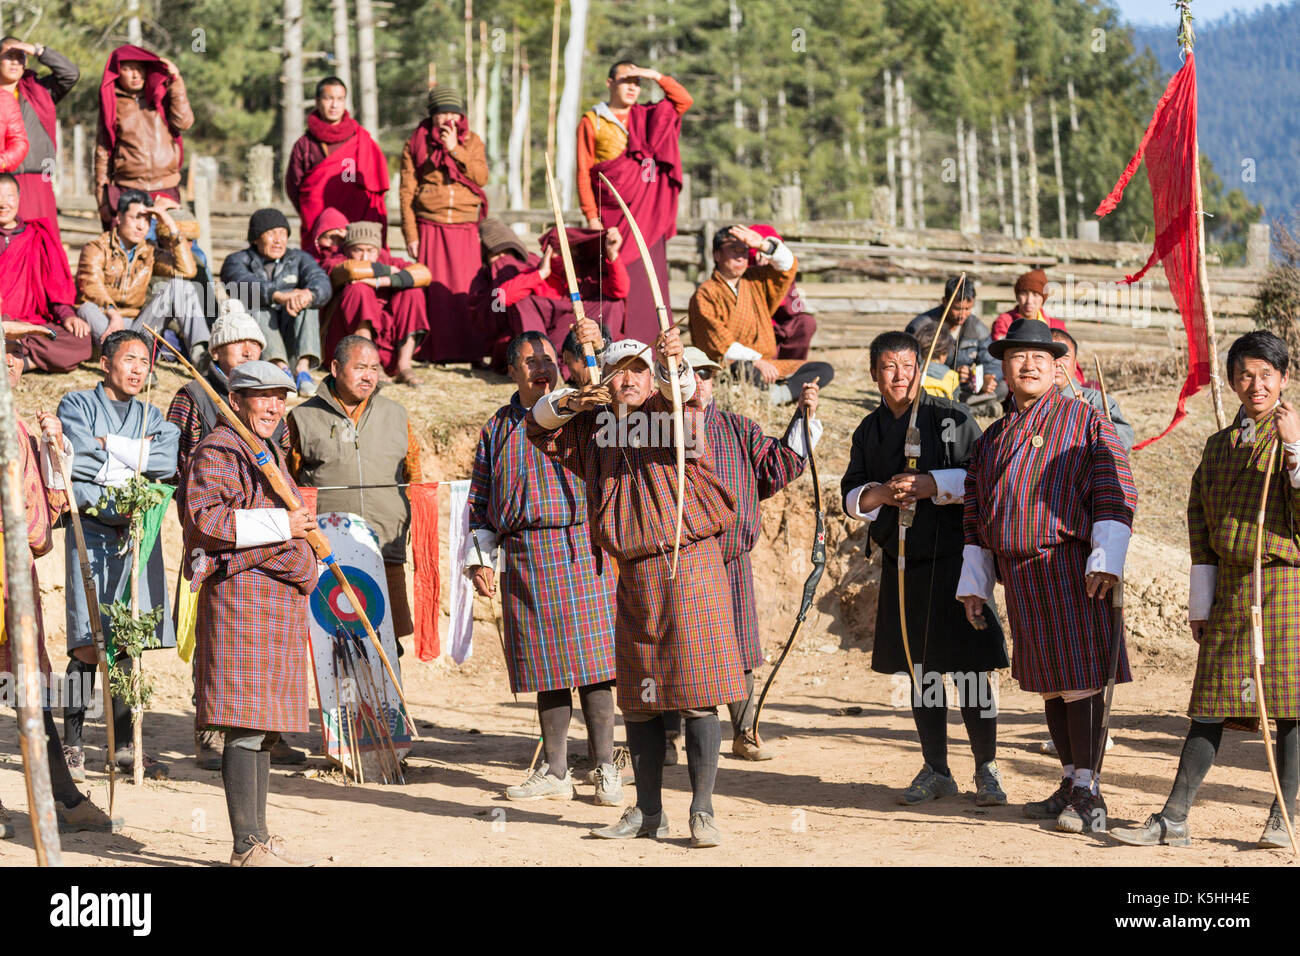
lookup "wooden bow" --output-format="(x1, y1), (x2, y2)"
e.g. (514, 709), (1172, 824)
(143, 328), (417, 737)
(897, 273), (966, 687)
(543, 154), (601, 386)
(596, 171), (686, 578)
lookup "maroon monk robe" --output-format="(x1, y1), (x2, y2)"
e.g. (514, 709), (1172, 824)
(292, 113), (390, 250)
(0, 218), (91, 372)
(468, 251), (536, 374)
(320, 248), (430, 375)
(417, 220), (484, 363)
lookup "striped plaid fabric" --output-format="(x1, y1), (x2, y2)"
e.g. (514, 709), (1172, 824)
(470, 396), (615, 694)
(708, 403), (806, 668)
(964, 388), (1136, 692)
(1188, 412), (1300, 717)
(183, 422), (319, 732)
(528, 391), (745, 712)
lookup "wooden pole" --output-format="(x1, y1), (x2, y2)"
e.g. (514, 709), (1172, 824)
(464, 0), (475, 128)
(127, 376), (154, 789)
(1050, 98), (1068, 240)
(475, 20), (489, 141)
(0, 338), (62, 865)
(330, 0), (354, 112)
(546, 0), (562, 165)
(521, 60), (532, 210)
(280, 0), (305, 179)
(1022, 73), (1040, 238)
(1191, 96), (1228, 430)
(355, 0), (379, 136)
(884, 69), (897, 228)
(1007, 112), (1022, 238)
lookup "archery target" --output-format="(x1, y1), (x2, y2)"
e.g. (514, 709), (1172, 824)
(310, 564), (386, 633)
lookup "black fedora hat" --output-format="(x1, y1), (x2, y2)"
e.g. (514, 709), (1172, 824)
(988, 317), (1068, 360)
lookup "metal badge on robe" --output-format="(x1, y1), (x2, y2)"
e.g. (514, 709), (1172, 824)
(1031, 434), (1045, 448)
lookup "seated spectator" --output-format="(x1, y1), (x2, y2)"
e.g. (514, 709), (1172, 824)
(992, 269), (1082, 386)
(689, 223), (833, 405)
(309, 206), (349, 265)
(322, 220), (431, 385)
(75, 188), (209, 363)
(468, 218), (535, 374)
(905, 275), (1002, 403)
(913, 320), (960, 400)
(0, 172), (92, 371)
(1052, 328), (1135, 451)
(219, 208), (330, 397)
(751, 224), (816, 360)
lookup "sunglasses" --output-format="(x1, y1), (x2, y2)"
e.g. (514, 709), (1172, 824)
(697, 367), (717, 381)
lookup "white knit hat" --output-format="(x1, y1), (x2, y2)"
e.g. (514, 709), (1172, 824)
(209, 300), (267, 350)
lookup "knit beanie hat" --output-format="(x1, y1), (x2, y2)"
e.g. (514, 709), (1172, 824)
(344, 220), (384, 250)
(248, 207), (291, 243)
(427, 86), (466, 116)
(1014, 268), (1049, 297)
(209, 299), (267, 350)
(478, 218), (527, 260)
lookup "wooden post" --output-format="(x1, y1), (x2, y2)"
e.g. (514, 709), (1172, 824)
(554, 0), (589, 210)
(73, 123), (87, 199)
(0, 338), (63, 866)
(966, 125), (980, 235)
(1247, 222), (1271, 270)
(990, 120), (1008, 235)
(1050, 98), (1067, 240)
(126, 0), (142, 45)
(280, 0), (305, 178)
(546, 0), (562, 165)
(195, 156), (220, 256)
(475, 20), (489, 141)
(244, 145), (274, 207)
(489, 24), (504, 183)
(956, 119), (969, 233)
(53, 123), (63, 200)
(330, 0), (354, 112)
(1067, 75), (1085, 222)
(1022, 73), (1040, 238)
(772, 185), (802, 224)
(912, 122), (925, 231)
(1007, 112), (1022, 238)
(897, 74), (913, 230)
(883, 69), (897, 228)
(355, 0), (379, 135)
(465, 0), (475, 128)
(521, 60), (531, 209)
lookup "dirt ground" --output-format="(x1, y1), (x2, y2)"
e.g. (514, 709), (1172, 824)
(1, 318), (1293, 867)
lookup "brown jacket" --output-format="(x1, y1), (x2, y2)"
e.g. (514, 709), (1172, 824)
(688, 258), (800, 373)
(75, 224), (197, 316)
(95, 79), (195, 194)
(399, 130), (488, 246)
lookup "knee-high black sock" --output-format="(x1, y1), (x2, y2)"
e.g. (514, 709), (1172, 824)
(1044, 696), (1072, 770)
(959, 672), (998, 767)
(1276, 719), (1300, 815)
(577, 681), (615, 767)
(62, 657), (95, 749)
(1162, 720), (1224, 823)
(44, 711), (81, 807)
(726, 671), (756, 737)
(663, 710), (681, 740)
(911, 702), (950, 777)
(1065, 693), (1105, 779)
(255, 746), (271, 843)
(685, 713), (722, 817)
(536, 688), (572, 778)
(625, 717), (666, 815)
(221, 742), (260, 855)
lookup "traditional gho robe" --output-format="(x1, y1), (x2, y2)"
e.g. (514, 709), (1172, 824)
(527, 368), (746, 713)
(0, 218), (92, 372)
(58, 384), (180, 654)
(959, 388), (1135, 693)
(706, 402), (812, 669)
(1186, 410), (1300, 719)
(183, 421), (318, 732)
(578, 78), (690, 345)
(467, 394), (616, 694)
(842, 394), (1007, 676)
(285, 111), (390, 251)
(0, 417), (71, 686)
(320, 248), (430, 374)
(688, 249), (802, 378)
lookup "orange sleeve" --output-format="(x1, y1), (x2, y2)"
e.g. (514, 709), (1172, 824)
(576, 114), (599, 224)
(657, 75), (693, 115)
(404, 421), (424, 484)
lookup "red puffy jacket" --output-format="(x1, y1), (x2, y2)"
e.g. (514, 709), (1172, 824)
(0, 92), (29, 172)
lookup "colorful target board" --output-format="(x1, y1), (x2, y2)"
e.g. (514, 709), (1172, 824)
(307, 512), (412, 782)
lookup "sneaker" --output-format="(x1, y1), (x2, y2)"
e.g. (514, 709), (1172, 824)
(230, 838), (292, 867)
(1259, 803), (1295, 850)
(63, 745), (86, 784)
(195, 730), (223, 771)
(592, 762), (623, 807)
(664, 732), (680, 767)
(1023, 776), (1073, 819)
(114, 745), (169, 780)
(263, 834), (320, 865)
(689, 811), (722, 848)
(55, 792), (123, 833)
(590, 806), (668, 840)
(897, 763), (959, 806)
(504, 763), (574, 801)
(1057, 786), (1108, 834)
(731, 729), (773, 761)
(269, 738), (308, 766)
(973, 760), (1008, 806)
(296, 371), (318, 397)
(1110, 812), (1191, 847)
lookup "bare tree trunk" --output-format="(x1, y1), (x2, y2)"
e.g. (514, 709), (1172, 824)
(555, 0), (589, 209)
(127, 0), (142, 45)
(897, 74), (913, 230)
(1049, 97), (1067, 239)
(990, 120), (1008, 234)
(967, 125), (980, 235)
(956, 119), (969, 232)
(1066, 75), (1085, 221)
(884, 69), (896, 228)
(474, 20), (488, 140)
(330, 0), (354, 112)
(464, 0), (474, 123)
(521, 59), (531, 209)
(1022, 73), (1039, 238)
(355, 0), (379, 135)
(280, 0), (304, 178)
(758, 97), (769, 175)
(730, 0), (744, 163)
(912, 121), (925, 230)
(508, 61), (531, 208)
(546, 0), (561, 164)
(488, 25), (504, 182)
(1007, 112), (1023, 238)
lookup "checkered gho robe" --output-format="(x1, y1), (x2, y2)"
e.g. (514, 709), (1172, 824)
(469, 395), (616, 694)
(964, 388), (1136, 693)
(1188, 411), (1300, 718)
(527, 392), (747, 713)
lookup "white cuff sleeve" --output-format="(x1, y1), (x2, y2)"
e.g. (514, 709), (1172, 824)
(1189, 564), (1218, 622)
(845, 483), (882, 522)
(104, 434), (150, 468)
(767, 238), (795, 272)
(40, 435), (73, 490)
(724, 341), (763, 363)
(657, 358), (696, 402)
(92, 454), (136, 488)
(783, 416), (823, 457)
(930, 468), (967, 505)
(532, 389), (578, 429)
(1086, 519), (1132, 578)
(956, 545), (996, 601)
(464, 528), (500, 571)
(234, 508), (292, 548)
(1285, 439), (1300, 489)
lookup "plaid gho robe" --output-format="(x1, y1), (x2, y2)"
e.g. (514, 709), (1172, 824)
(469, 395), (616, 694)
(1188, 411), (1300, 718)
(527, 391), (746, 713)
(183, 421), (318, 732)
(964, 388), (1136, 693)
(707, 402), (806, 669)
(688, 258), (801, 377)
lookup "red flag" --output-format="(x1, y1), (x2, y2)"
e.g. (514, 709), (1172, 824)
(1095, 52), (1205, 450)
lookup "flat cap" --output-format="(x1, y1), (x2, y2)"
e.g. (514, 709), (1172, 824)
(228, 360), (298, 393)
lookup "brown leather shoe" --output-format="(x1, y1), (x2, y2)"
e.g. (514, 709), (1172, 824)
(56, 793), (124, 833)
(269, 738), (308, 766)
(195, 730), (223, 771)
(731, 730), (773, 761)
(230, 839), (292, 867)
